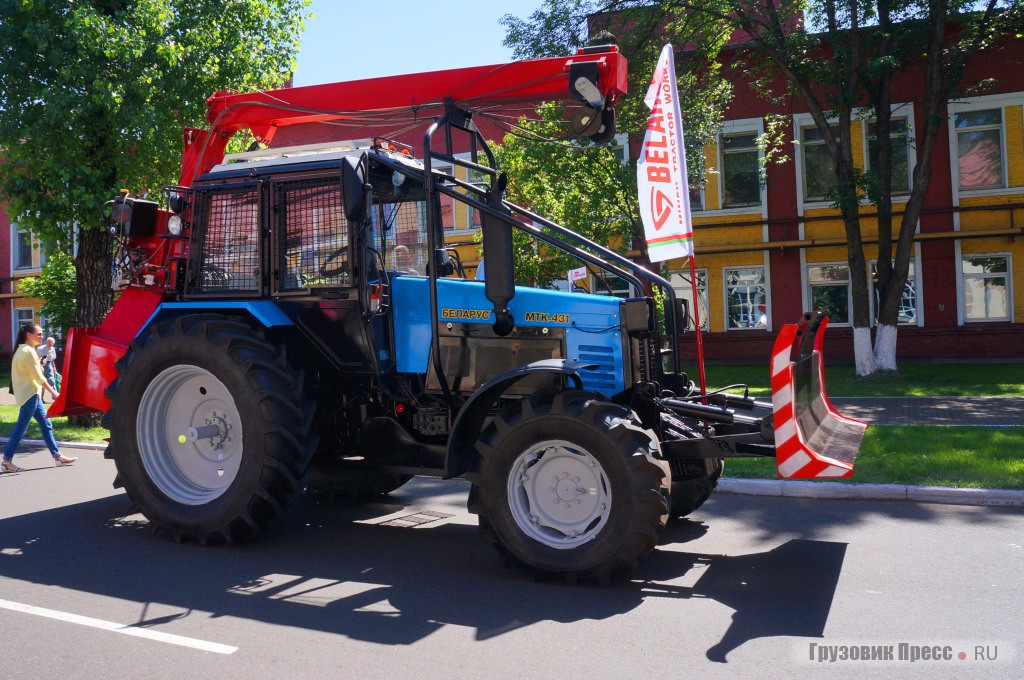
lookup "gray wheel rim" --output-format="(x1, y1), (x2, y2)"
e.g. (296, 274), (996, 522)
(507, 439), (611, 549)
(136, 365), (243, 505)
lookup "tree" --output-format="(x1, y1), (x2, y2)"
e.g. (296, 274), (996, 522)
(669, 0), (1023, 374)
(0, 0), (309, 331)
(17, 249), (77, 342)
(498, 1), (732, 286)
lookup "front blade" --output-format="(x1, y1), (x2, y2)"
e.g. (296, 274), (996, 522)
(770, 313), (868, 479)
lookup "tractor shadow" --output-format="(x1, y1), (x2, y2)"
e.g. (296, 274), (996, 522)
(5, 477), (996, 660)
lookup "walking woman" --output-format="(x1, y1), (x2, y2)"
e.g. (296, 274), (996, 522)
(1, 323), (77, 472)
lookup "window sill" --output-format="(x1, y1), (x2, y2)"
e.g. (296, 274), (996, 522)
(956, 186), (1023, 200)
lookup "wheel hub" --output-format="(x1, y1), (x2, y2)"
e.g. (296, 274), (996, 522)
(137, 365), (243, 505)
(508, 440), (611, 549)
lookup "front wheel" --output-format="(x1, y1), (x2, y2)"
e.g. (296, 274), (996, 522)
(469, 390), (668, 583)
(106, 315), (316, 543)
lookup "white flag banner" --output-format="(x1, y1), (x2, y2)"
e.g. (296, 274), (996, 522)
(637, 44), (693, 262)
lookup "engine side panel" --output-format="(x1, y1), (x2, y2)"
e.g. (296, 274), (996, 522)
(391, 277), (625, 395)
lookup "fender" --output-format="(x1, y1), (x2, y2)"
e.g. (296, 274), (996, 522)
(443, 359), (596, 479)
(50, 293), (292, 418)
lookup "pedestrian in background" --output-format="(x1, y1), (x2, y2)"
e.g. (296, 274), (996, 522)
(37, 335), (58, 401)
(1, 323), (77, 473)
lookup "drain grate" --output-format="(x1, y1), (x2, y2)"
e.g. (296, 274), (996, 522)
(379, 510), (453, 528)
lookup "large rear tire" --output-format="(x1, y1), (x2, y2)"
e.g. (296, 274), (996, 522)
(106, 315), (316, 543)
(469, 390), (668, 583)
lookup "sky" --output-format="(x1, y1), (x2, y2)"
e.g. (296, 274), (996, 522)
(292, 1), (547, 87)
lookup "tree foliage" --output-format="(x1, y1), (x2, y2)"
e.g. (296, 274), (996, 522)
(17, 249), (77, 341)
(669, 0), (1023, 373)
(0, 0), (309, 326)
(503, 0), (1023, 374)
(497, 0), (732, 285)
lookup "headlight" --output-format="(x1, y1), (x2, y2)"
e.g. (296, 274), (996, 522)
(167, 214), (183, 236)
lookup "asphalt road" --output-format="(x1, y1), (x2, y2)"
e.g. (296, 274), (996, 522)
(1, 446), (1021, 679)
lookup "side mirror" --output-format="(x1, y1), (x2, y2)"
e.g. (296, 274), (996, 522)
(341, 155), (367, 221)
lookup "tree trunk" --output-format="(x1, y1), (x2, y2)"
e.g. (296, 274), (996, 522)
(874, 323), (898, 371)
(69, 226), (114, 427)
(73, 226), (114, 327)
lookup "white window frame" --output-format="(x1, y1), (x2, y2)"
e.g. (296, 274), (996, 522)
(590, 272), (631, 299)
(699, 118), (766, 216)
(723, 264), (770, 331)
(948, 93), (1023, 204)
(11, 224), (43, 273)
(12, 307), (35, 348)
(610, 132), (630, 166)
(957, 251), (1013, 324)
(803, 261), (853, 327)
(668, 268), (709, 331)
(870, 255), (924, 327)
(719, 131), (762, 209)
(795, 106), (919, 210)
(793, 115), (840, 206)
(952, 107), (1006, 193)
(863, 103), (917, 200)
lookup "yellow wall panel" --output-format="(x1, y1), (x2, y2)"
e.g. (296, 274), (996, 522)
(702, 144), (720, 211)
(851, 120), (865, 171)
(1006, 105), (1024, 187)
(958, 192), (1024, 231)
(695, 223), (763, 247)
(805, 246), (849, 263)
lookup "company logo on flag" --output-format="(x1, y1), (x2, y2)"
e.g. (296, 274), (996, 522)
(637, 44), (693, 262)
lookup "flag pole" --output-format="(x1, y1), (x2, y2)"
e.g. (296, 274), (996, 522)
(687, 255), (707, 399)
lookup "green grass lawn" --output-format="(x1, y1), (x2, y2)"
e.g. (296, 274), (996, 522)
(2, 361), (1020, 489)
(725, 425), (1024, 489)
(0, 404), (108, 444)
(705, 361), (1024, 398)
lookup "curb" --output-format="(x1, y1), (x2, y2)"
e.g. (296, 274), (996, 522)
(718, 477), (1024, 507)
(4, 437), (1021, 508)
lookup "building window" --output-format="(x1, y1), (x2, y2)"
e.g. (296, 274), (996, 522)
(668, 269), (709, 330)
(689, 184), (704, 212)
(725, 267), (767, 329)
(591, 273), (631, 298)
(13, 228), (34, 271)
(13, 308), (35, 347)
(807, 263), (851, 325)
(801, 126), (839, 202)
(721, 133), (760, 207)
(872, 261), (918, 325)
(867, 118), (911, 195)
(610, 132), (630, 165)
(962, 255), (1010, 322)
(955, 109), (1004, 191)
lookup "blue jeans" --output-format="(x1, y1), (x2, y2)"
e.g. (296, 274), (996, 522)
(3, 395), (60, 460)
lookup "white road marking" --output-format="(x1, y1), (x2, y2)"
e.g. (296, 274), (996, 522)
(0, 598), (237, 654)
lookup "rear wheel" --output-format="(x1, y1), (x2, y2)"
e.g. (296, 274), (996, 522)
(469, 390), (668, 583)
(106, 315), (316, 543)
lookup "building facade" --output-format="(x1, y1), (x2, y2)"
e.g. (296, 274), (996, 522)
(0, 202), (50, 354)
(3, 27), (1020, 361)
(661, 33), (1024, 361)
